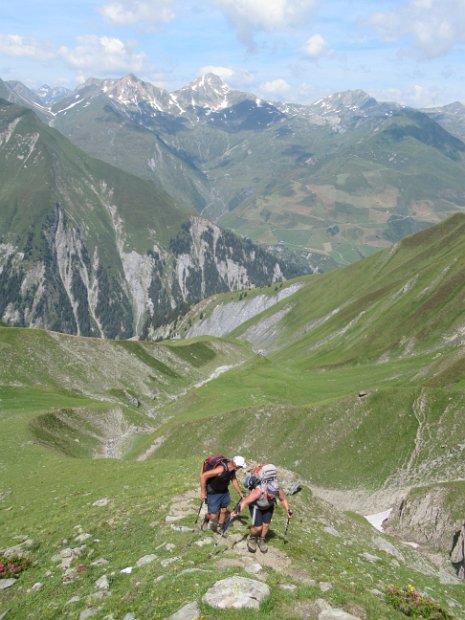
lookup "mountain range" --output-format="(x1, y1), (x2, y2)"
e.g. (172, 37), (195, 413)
(2, 73), (465, 339)
(2, 73), (465, 268)
(0, 98), (306, 339)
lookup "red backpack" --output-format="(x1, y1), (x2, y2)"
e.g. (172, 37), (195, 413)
(202, 455), (228, 473)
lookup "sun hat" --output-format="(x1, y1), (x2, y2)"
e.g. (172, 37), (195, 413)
(232, 455), (246, 469)
(267, 481), (280, 496)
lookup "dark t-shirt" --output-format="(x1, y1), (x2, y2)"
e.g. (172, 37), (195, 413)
(206, 464), (233, 494)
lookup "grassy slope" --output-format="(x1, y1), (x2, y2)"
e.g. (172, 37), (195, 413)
(148, 214), (465, 491)
(220, 111), (465, 264)
(0, 99), (189, 253)
(3, 216), (465, 617)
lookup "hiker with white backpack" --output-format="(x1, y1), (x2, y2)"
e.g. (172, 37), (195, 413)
(200, 455), (246, 534)
(230, 464), (293, 553)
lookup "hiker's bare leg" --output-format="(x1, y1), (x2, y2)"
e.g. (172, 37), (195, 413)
(261, 524), (270, 540)
(250, 525), (263, 538)
(218, 507), (228, 526)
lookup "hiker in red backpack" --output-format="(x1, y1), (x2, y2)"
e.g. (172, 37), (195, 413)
(200, 455), (246, 533)
(230, 480), (292, 553)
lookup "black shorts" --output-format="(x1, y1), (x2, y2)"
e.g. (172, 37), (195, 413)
(249, 503), (274, 526)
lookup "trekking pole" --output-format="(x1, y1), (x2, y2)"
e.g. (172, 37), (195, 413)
(194, 500), (204, 529)
(284, 510), (293, 542)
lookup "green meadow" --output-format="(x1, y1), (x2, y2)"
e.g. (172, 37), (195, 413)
(2, 215), (465, 618)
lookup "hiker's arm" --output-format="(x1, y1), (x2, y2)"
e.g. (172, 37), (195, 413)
(231, 473), (244, 499)
(199, 465), (223, 501)
(278, 489), (292, 515)
(230, 489), (259, 518)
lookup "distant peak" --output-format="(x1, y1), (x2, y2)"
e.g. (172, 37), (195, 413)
(187, 73), (230, 93)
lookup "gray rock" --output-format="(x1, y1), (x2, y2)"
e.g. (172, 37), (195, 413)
(170, 524), (193, 533)
(166, 601), (200, 620)
(87, 591), (110, 603)
(75, 533), (93, 543)
(195, 538), (214, 547)
(160, 556), (180, 568)
(95, 575), (109, 590)
(285, 567), (317, 586)
(279, 583), (297, 592)
(176, 568), (210, 578)
(0, 579), (17, 590)
(358, 552), (381, 563)
(135, 554), (157, 568)
(319, 581), (332, 592)
(202, 576), (270, 609)
(92, 498), (110, 507)
(90, 558), (109, 567)
(319, 610), (362, 619)
(79, 609), (98, 620)
(51, 545), (86, 570)
(31, 582), (43, 592)
(215, 558), (244, 569)
(373, 536), (404, 560)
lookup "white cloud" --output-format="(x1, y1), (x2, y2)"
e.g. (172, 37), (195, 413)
(198, 65), (255, 89)
(198, 65), (236, 81)
(0, 34), (54, 61)
(260, 78), (291, 97)
(100, 0), (175, 27)
(301, 33), (329, 59)
(59, 36), (149, 74)
(368, 0), (465, 58)
(212, 0), (318, 45)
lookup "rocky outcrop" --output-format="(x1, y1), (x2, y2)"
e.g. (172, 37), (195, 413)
(0, 209), (302, 340)
(383, 485), (465, 569)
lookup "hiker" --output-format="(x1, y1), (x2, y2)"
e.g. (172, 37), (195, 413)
(230, 480), (292, 553)
(200, 455), (246, 533)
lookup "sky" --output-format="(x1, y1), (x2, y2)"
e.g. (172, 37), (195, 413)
(1, 0), (465, 108)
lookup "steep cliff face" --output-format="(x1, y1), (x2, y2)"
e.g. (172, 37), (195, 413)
(0, 207), (295, 339)
(0, 99), (307, 339)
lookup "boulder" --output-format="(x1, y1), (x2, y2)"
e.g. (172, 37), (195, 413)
(167, 601), (200, 620)
(202, 576), (270, 609)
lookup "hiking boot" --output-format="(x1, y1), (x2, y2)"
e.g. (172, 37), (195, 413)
(257, 537), (268, 553)
(247, 536), (257, 553)
(209, 519), (218, 533)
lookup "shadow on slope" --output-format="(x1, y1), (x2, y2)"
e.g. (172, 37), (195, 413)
(29, 406), (150, 459)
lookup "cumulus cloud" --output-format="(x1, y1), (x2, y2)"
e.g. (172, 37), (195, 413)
(378, 83), (446, 108)
(212, 0), (318, 45)
(198, 65), (236, 81)
(368, 0), (465, 58)
(260, 78), (291, 97)
(301, 33), (329, 59)
(198, 65), (255, 88)
(0, 34), (54, 60)
(59, 36), (149, 74)
(100, 0), (175, 27)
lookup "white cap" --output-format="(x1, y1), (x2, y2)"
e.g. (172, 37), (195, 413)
(232, 455), (246, 469)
